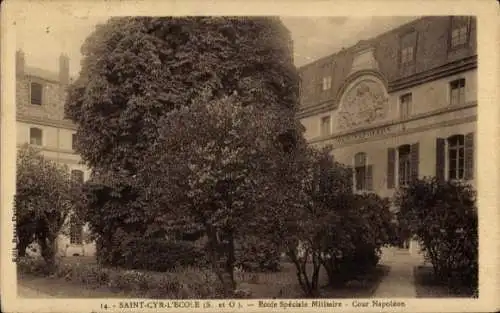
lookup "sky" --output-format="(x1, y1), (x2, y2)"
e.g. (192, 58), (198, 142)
(13, 6), (418, 77)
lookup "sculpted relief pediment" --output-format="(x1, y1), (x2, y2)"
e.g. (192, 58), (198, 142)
(337, 79), (389, 130)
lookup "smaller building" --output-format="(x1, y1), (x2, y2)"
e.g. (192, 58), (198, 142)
(16, 50), (96, 257)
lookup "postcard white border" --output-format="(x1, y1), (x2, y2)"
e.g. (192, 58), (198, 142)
(1, 0), (499, 312)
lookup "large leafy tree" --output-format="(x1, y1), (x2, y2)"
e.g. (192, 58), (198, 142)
(137, 95), (304, 296)
(64, 17), (301, 272)
(15, 145), (74, 269)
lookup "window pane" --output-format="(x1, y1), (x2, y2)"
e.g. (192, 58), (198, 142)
(30, 83), (43, 105)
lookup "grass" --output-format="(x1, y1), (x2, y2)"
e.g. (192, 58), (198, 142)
(18, 257), (388, 299)
(413, 265), (477, 298)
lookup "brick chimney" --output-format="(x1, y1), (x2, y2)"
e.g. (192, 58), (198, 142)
(59, 53), (70, 85)
(16, 50), (25, 77)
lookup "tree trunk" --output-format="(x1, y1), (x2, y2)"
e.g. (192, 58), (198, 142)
(206, 226), (236, 298)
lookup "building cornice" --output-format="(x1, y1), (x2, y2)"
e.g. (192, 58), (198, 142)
(17, 114), (77, 130)
(308, 101), (477, 146)
(388, 55), (477, 92)
(297, 56), (477, 119)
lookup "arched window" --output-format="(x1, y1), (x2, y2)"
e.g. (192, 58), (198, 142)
(29, 127), (43, 146)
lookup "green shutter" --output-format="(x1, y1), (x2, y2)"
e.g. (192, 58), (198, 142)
(410, 143), (419, 181)
(387, 148), (396, 189)
(436, 138), (446, 181)
(464, 132), (474, 180)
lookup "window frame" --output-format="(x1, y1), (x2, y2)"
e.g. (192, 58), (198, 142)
(29, 127), (43, 146)
(320, 115), (331, 137)
(446, 134), (466, 180)
(398, 145), (412, 187)
(449, 16), (471, 50)
(29, 81), (43, 106)
(449, 78), (466, 106)
(322, 76), (332, 91)
(69, 216), (83, 245)
(399, 92), (413, 119)
(399, 30), (417, 69)
(354, 152), (367, 191)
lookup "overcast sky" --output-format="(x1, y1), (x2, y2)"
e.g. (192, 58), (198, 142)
(14, 8), (418, 76)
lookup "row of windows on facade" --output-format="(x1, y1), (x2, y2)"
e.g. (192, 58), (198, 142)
(29, 127), (77, 150)
(318, 17), (471, 93)
(353, 133), (474, 192)
(320, 77), (467, 137)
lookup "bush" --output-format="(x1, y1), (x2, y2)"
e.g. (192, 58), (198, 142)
(395, 178), (478, 289)
(17, 256), (51, 276)
(19, 257), (224, 298)
(235, 236), (281, 272)
(101, 236), (209, 272)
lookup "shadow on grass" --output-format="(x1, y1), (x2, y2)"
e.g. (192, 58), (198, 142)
(239, 263), (390, 299)
(413, 265), (477, 298)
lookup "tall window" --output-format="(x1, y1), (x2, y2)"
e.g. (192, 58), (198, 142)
(30, 82), (43, 105)
(29, 127), (42, 146)
(450, 78), (466, 105)
(398, 145), (411, 186)
(320, 116), (331, 136)
(400, 31), (417, 68)
(71, 170), (84, 184)
(448, 135), (465, 180)
(69, 217), (83, 245)
(72, 134), (77, 151)
(354, 153), (373, 191)
(450, 16), (470, 49)
(322, 76), (332, 91)
(399, 93), (412, 119)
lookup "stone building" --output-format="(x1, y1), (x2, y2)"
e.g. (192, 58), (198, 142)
(297, 16), (477, 256)
(16, 50), (96, 257)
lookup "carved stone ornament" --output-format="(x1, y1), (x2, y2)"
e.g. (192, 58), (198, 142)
(337, 80), (389, 130)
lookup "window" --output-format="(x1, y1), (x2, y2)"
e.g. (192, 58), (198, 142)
(400, 31), (417, 67)
(387, 143), (419, 188)
(354, 153), (367, 191)
(354, 153), (373, 191)
(71, 170), (84, 184)
(450, 78), (466, 105)
(436, 133), (474, 181)
(448, 135), (465, 180)
(320, 116), (331, 136)
(72, 134), (77, 151)
(322, 76), (332, 91)
(450, 16), (470, 49)
(29, 127), (42, 146)
(399, 93), (412, 119)
(398, 145), (411, 186)
(30, 82), (43, 105)
(69, 217), (83, 245)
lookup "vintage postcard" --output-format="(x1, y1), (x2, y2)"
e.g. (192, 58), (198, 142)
(1, 0), (499, 312)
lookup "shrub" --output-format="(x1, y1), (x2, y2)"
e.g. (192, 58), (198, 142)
(111, 237), (209, 272)
(19, 257), (223, 298)
(17, 256), (51, 276)
(235, 236), (281, 272)
(395, 177), (478, 289)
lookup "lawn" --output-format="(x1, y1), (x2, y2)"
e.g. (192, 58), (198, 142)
(413, 265), (477, 298)
(18, 257), (389, 299)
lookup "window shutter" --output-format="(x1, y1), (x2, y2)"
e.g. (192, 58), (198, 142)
(410, 143), (419, 181)
(387, 148), (396, 189)
(464, 132), (474, 180)
(366, 165), (373, 191)
(436, 138), (446, 181)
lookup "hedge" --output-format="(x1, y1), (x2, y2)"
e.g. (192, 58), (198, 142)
(17, 257), (224, 299)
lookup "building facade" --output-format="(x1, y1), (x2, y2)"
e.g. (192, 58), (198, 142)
(16, 50), (96, 257)
(297, 16), (477, 255)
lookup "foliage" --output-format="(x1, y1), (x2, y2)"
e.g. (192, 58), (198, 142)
(15, 145), (74, 270)
(137, 94), (304, 297)
(109, 237), (209, 272)
(395, 177), (478, 289)
(234, 236), (281, 272)
(18, 257), (223, 299)
(65, 17), (300, 288)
